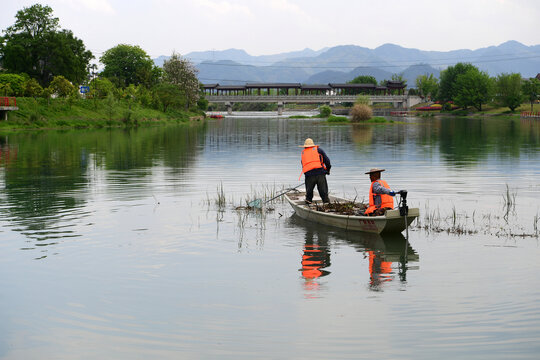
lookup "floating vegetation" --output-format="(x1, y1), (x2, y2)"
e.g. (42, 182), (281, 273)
(204, 182), (285, 212)
(502, 184), (517, 222)
(216, 181), (226, 209)
(534, 212), (539, 236)
(412, 187), (538, 238)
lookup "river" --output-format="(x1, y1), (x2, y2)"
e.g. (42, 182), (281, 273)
(1, 115), (539, 359)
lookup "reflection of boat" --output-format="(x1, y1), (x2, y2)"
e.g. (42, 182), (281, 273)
(288, 215), (419, 288)
(285, 191), (419, 234)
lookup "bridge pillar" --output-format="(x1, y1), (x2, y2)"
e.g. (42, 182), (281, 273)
(277, 102), (284, 116)
(225, 102), (233, 115)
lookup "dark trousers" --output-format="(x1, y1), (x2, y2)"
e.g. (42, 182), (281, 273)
(305, 174), (329, 203)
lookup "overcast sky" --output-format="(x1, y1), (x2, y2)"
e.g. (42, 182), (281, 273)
(2, 0), (539, 59)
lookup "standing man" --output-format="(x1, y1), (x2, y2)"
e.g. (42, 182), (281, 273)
(299, 138), (331, 204)
(365, 168), (395, 216)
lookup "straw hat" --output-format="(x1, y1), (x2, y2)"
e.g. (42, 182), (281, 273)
(365, 168), (385, 174)
(299, 138), (316, 147)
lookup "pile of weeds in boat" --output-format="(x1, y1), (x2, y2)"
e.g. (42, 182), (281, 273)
(314, 200), (365, 215)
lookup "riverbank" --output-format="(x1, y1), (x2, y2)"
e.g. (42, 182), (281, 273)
(0, 97), (205, 130)
(412, 102), (540, 118)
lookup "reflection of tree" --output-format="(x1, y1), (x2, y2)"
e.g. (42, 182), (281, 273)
(0, 125), (206, 247)
(437, 118), (540, 165)
(351, 125), (373, 147)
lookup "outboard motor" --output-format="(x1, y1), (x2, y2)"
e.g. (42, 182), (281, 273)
(398, 190), (408, 216)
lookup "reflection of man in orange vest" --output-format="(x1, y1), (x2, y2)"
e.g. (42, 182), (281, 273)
(300, 227), (331, 282)
(364, 168), (395, 216)
(368, 250), (393, 289)
(299, 138), (331, 204)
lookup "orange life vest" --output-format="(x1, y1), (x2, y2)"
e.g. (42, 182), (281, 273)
(365, 179), (393, 215)
(299, 146), (326, 180)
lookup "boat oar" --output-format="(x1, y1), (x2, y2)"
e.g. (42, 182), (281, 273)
(248, 183), (304, 209)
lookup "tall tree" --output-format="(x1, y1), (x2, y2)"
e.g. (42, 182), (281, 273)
(454, 67), (493, 111)
(0, 4), (93, 86)
(495, 73), (524, 112)
(438, 63), (476, 103)
(349, 75), (377, 85)
(162, 52), (200, 110)
(522, 78), (540, 112)
(415, 74), (439, 100)
(100, 44), (160, 88)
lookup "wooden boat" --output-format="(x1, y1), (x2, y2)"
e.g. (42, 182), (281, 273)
(285, 191), (419, 234)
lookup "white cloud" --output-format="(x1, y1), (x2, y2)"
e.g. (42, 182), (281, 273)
(79, 0), (115, 14)
(196, 0), (252, 16)
(53, 0), (115, 15)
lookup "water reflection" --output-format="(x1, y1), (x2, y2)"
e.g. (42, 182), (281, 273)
(289, 215), (418, 293)
(0, 125), (206, 254)
(348, 232), (419, 291)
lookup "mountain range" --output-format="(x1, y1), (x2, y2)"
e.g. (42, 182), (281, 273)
(153, 41), (540, 86)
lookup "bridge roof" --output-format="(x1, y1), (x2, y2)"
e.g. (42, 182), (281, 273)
(216, 85), (246, 90)
(245, 83), (302, 89)
(203, 84), (219, 89)
(329, 83), (376, 89)
(301, 84), (332, 90)
(386, 81), (406, 88)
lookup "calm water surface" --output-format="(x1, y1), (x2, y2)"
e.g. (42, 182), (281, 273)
(1, 116), (539, 359)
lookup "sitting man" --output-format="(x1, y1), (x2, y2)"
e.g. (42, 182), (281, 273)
(364, 168), (395, 216)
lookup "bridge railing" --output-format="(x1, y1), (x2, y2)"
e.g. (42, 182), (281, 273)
(205, 94), (407, 102)
(0, 97), (17, 107)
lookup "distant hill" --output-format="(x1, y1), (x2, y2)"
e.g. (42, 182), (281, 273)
(153, 41), (540, 86)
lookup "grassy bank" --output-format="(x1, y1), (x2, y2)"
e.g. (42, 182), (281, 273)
(1, 97), (205, 130)
(413, 102), (540, 118)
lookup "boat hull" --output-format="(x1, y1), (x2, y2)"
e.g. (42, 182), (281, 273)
(285, 192), (419, 234)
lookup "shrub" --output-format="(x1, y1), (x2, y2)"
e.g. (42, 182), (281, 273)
(327, 115), (348, 123)
(350, 104), (373, 122)
(319, 105), (332, 117)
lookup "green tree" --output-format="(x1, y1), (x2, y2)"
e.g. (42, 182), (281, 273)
(415, 74), (439, 100)
(153, 83), (183, 112)
(0, 83), (12, 96)
(162, 52), (200, 110)
(0, 4), (93, 86)
(197, 97), (209, 111)
(0, 73), (27, 96)
(355, 94), (370, 105)
(89, 77), (116, 98)
(438, 63), (476, 103)
(100, 44), (159, 88)
(391, 73), (406, 86)
(49, 75), (75, 97)
(349, 75), (377, 85)
(522, 78), (540, 112)
(495, 73), (523, 112)
(24, 78), (43, 97)
(453, 68), (493, 111)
